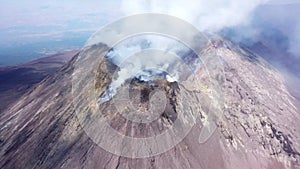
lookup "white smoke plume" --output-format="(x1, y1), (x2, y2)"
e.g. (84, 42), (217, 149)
(99, 0), (300, 103)
(98, 35), (193, 103)
(121, 0), (269, 32)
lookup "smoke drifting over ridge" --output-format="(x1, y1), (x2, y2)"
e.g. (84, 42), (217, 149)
(111, 0), (269, 81)
(119, 0), (300, 79)
(121, 0), (268, 32)
(99, 35), (198, 104)
(117, 0), (300, 101)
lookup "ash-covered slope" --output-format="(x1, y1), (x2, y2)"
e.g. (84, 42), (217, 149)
(0, 38), (299, 169)
(0, 51), (78, 112)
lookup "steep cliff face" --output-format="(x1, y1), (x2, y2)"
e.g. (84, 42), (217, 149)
(0, 38), (299, 169)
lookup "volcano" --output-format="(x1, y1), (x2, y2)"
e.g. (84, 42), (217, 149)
(0, 35), (299, 169)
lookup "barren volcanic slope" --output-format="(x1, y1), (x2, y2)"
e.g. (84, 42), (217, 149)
(0, 51), (78, 112)
(0, 38), (300, 169)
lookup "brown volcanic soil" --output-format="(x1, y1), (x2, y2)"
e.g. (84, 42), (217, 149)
(0, 51), (78, 112)
(0, 39), (299, 169)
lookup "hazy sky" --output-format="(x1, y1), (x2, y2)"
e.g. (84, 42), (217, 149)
(0, 0), (297, 29)
(0, 0), (299, 68)
(0, 0), (121, 29)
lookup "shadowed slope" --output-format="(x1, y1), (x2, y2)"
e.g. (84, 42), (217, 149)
(0, 51), (78, 112)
